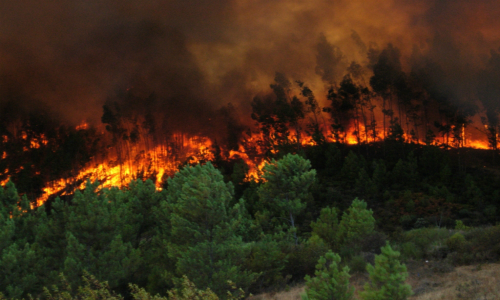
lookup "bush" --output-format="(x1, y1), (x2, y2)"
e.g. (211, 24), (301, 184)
(446, 233), (466, 252)
(460, 225), (500, 262)
(430, 261), (454, 273)
(286, 236), (329, 282)
(455, 220), (471, 231)
(399, 242), (423, 260)
(397, 227), (451, 260)
(414, 218), (429, 229)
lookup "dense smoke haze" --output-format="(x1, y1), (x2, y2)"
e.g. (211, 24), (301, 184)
(0, 0), (499, 129)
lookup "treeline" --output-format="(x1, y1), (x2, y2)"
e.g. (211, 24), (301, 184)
(250, 44), (500, 153)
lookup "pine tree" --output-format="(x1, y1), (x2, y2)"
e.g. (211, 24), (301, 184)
(0, 242), (38, 298)
(340, 151), (361, 187)
(0, 183), (15, 254)
(360, 243), (412, 300)
(310, 199), (375, 255)
(257, 154), (316, 245)
(338, 198), (375, 246)
(62, 180), (141, 289)
(310, 207), (340, 251)
(166, 162), (256, 298)
(372, 160), (388, 194)
(355, 168), (377, 199)
(301, 250), (354, 300)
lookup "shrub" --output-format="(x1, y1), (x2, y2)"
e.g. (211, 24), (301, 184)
(399, 242), (423, 260)
(446, 233), (466, 252)
(430, 261), (454, 273)
(414, 218), (429, 229)
(455, 220), (471, 231)
(460, 224), (500, 262)
(398, 227), (451, 259)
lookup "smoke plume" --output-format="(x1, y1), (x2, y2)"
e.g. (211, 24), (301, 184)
(0, 0), (499, 128)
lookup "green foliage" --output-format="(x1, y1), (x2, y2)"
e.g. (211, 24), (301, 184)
(310, 207), (340, 250)
(348, 255), (368, 274)
(322, 144), (342, 177)
(311, 199), (375, 256)
(455, 220), (471, 231)
(131, 275), (219, 300)
(446, 233), (466, 252)
(464, 175), (483, 206)
(62, 180), (141, 289)
(391, 152), (418, 190)
(338, 198), (375, 246)
(360, 243), (412, 300)
(447, 224), (500, 264)
(397, 227), (451, 260)
(42, 273), (245, 300)
(0, 180), (20, 216)
(0, 242), (38, 299)
(244, 235), (288, 290)
(44, 272), (123, 300)
(372, 160), (388, 193)
(302, 250), (354, 300)
(166, 162), (256, 298)
(355, 168), (377, 199)
(258, 153), (316, 244)
(340, 151), (362, 187)
(4, 131), (500, 299)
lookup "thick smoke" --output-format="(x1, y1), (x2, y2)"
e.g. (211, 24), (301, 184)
(0, 0), (499, 130)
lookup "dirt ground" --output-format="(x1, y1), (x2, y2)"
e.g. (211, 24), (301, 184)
(249, 262), (500, 300)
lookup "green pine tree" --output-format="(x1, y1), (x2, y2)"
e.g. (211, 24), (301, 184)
(166, 162), (256, 298)
(340, 151), (362, 187)
(301, 250), (354, 300)
(355, 168), (377, 199)
(257, 153), (316, 245)
(310, 207), (340, 251)
(338, 198), (375, 247)
(0, 242), (38, 298)
(360, 243), (412, 300)
(62, 180), (141, 289)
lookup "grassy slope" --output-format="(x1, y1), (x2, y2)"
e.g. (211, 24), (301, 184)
(249, 262), (500, 300)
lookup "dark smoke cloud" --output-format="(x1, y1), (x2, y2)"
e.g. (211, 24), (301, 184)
(0, 0), (499, 130)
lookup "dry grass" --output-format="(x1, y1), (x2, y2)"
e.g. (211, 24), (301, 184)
(409, 263), (500, 300)
(247, 286), (305, 300)
(249, 262), (500, 300)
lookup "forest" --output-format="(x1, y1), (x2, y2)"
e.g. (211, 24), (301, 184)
(1, 128), (500, 299)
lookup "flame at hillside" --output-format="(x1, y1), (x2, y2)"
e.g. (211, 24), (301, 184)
(0, 1), (499, 205)
(0, 106), (494, 207)
(36, 134), (214, 206)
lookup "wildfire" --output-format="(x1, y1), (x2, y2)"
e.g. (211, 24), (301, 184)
(76, 122), (89, 130)
(35, 133), (214, 206)
(0, 115), (494, 208)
